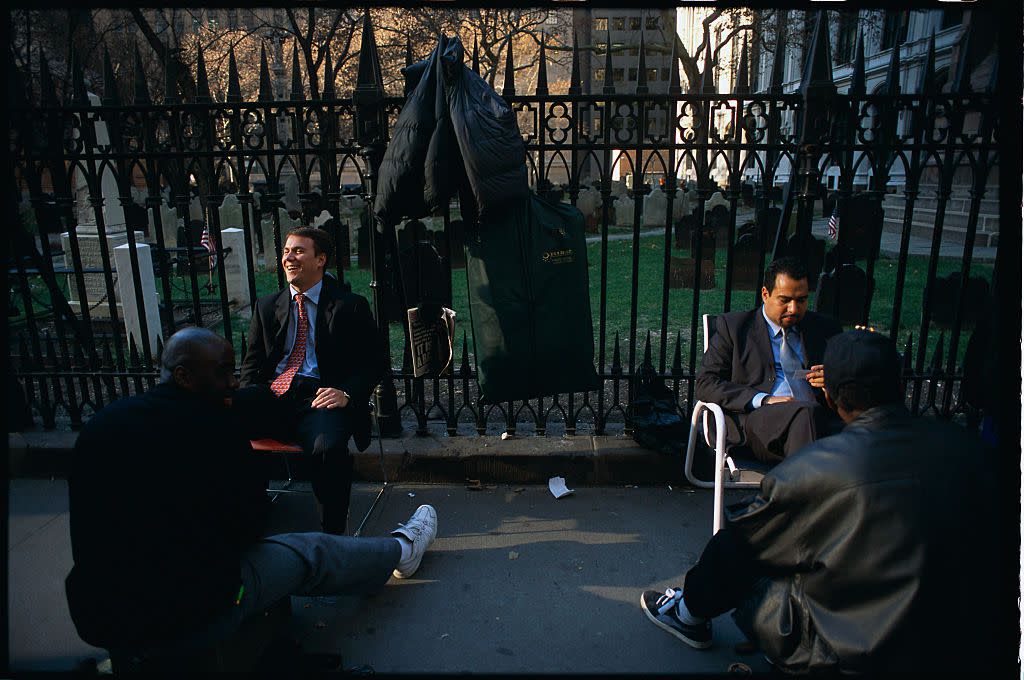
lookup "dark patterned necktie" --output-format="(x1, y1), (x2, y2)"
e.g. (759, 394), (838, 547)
(781, 327), (815, 402)
(270, 293), (308, 397)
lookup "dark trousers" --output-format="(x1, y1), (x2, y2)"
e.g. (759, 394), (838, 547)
(682, 524), (763, 620)
(233, 378), (356, 534)
(726, 401), (841, 464)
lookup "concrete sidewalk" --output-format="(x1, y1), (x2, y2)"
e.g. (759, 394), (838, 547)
(9, 478), (769, 674)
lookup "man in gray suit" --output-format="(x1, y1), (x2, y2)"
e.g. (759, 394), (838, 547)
(695, 256), (842, 462)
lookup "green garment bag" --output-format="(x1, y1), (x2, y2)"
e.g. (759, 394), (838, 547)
(465, 193), (602, 405)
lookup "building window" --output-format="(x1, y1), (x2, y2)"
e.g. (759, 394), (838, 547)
(834, 11), (857, 65)
(630, 17), (641, 31)
(628, 47), (639, 56)
(613, 67), (624, 81)
(940, 8), (964, 30)
(207, 18), (218, 31)
(880, 10), (909, 51)
(227, 8), (238, 30)
(595, 42), (607, 55)
(613, 17), (625, 31)
(647, 68), (658, 81)
(594, 17), (607, 31)
(661, 68), (670, 81)
(629, 67), (638, 81)
(646, 16), (660, 30)
(595, 68), (605, 81)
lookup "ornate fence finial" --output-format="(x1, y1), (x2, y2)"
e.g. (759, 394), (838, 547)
(290, 41), (305, 101)
(322, 43), (335, 99)
(258, 44), (274, 102)
(636, 30), (649, 95)
(227, 46), (242, 103)
(884, 38), (901, 96)
(849, 24), (866, 97)
(951, 20), (975, 94)
(799, 10), (835, 95)
(163, 47), (179, 104)
(102, 47), (121, 106)
(569, 32), (581, 95)
(71, 49), (90, 106)
(536, 33), (548, 96)
(472, 35), (480, 74)
(735, 37), (750, 95)
(195, 44), (212, 103)
(602, 26), (615, 94)
(502, 35), (516, 98)
(769, 16), (787, 95)
(39, 49), (60, 107)
(668, 36), (681, 95)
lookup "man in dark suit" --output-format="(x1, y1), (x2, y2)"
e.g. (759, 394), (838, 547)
(237, 226), (383, 534)
(695, 256), (842, 463)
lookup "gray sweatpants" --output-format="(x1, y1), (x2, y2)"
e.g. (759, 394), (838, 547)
(133, 532), (401, 659)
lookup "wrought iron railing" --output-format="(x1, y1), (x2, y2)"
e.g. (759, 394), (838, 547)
(8, 11), (999, 435)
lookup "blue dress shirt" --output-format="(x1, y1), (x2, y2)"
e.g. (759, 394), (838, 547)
(274, 278), (323, 380)
(751, 305), (807, 409)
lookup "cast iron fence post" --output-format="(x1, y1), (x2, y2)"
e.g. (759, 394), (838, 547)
(353, 11), (401, 437)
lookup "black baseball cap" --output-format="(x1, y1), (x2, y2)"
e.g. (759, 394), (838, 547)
(823, 329), (901, 395)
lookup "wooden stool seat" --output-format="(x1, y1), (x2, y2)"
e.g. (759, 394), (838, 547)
(250, 438), (303, 453)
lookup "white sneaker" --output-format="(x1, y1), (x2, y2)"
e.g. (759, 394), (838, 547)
(391, 504), (437, 578)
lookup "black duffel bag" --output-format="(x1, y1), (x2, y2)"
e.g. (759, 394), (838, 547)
(630, 362), (688, 455)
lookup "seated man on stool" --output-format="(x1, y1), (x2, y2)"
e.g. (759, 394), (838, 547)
(695, 256), (842, 463)
(237, 226), (383, 533)
(66, 327), (436, 665)
(641, 330), (1000, 673)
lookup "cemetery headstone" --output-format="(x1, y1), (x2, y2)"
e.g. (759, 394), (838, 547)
(783, 232), (825, 289)
(643, 189), (668, 228)
(731, 232), (762, 291)
(842, 193), (884, 261)
(930, 272), (991, 329)
(814, 264), (873, 326)
(674, 214), (699, 251)
(220, 228), (251, 311)
(113, 242), (162, 354)
(219, 193), (244, 230)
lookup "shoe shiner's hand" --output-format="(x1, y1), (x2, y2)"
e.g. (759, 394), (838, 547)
(764, 395), (794, 405)
(806, 364), (825, 389)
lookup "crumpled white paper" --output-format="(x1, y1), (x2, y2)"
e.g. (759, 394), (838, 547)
(548, 476), (574, 499)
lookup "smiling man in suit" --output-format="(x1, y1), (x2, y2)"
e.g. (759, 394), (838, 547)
(695, 256), (843, 463)
(237, 227), (383, 534)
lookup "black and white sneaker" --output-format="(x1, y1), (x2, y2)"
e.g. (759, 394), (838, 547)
(640, 587), (712, 649)
(391, 504), (437, 579)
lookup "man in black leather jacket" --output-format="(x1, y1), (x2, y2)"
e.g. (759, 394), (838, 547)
(642, 330), (1000, 673)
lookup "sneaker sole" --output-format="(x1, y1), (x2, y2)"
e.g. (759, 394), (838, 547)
(640, 593), (712, 650)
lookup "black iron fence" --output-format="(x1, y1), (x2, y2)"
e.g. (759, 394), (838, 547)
(8, 12), (999, 436)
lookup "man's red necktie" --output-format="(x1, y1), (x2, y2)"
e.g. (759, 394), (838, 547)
(270, 293), (308, 396)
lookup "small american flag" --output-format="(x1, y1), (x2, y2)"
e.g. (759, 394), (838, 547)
(200, 225), (215, 268)
(827, 207), (839, 241)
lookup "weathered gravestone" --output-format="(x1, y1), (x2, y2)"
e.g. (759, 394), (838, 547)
(643, 188), (668, 228)
(755, 207), (782, 253)
(218, 193), (244, 230)
(731, 231), (762, 291)
(929, 272), (991, 329)
(840, 194), (884, 261)
(674, 213), (699, 251)
(782, 232), (825, 289)
(815, 264), (873, 326)
(706, 204), (731, 238)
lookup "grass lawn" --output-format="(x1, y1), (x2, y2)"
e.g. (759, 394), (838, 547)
(11, 231), (989, 379)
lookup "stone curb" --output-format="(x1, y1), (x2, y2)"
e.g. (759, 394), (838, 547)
(8, 430), (691, 486)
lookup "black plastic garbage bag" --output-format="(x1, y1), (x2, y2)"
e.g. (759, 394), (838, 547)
(465, 193), (601, 404)
(630, 362), (688, 455)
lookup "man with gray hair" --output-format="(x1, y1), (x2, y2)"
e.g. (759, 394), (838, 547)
(641, 329), (1000, 673)
(66, 327), (437, 666)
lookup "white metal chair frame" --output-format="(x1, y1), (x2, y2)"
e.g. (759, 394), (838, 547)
(682, 314), (764, 534)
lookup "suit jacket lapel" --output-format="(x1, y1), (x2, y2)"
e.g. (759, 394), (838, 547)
(273, 288), (292, 348)
(314, 276), (338, 359)
(752, 307), (775, 377)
